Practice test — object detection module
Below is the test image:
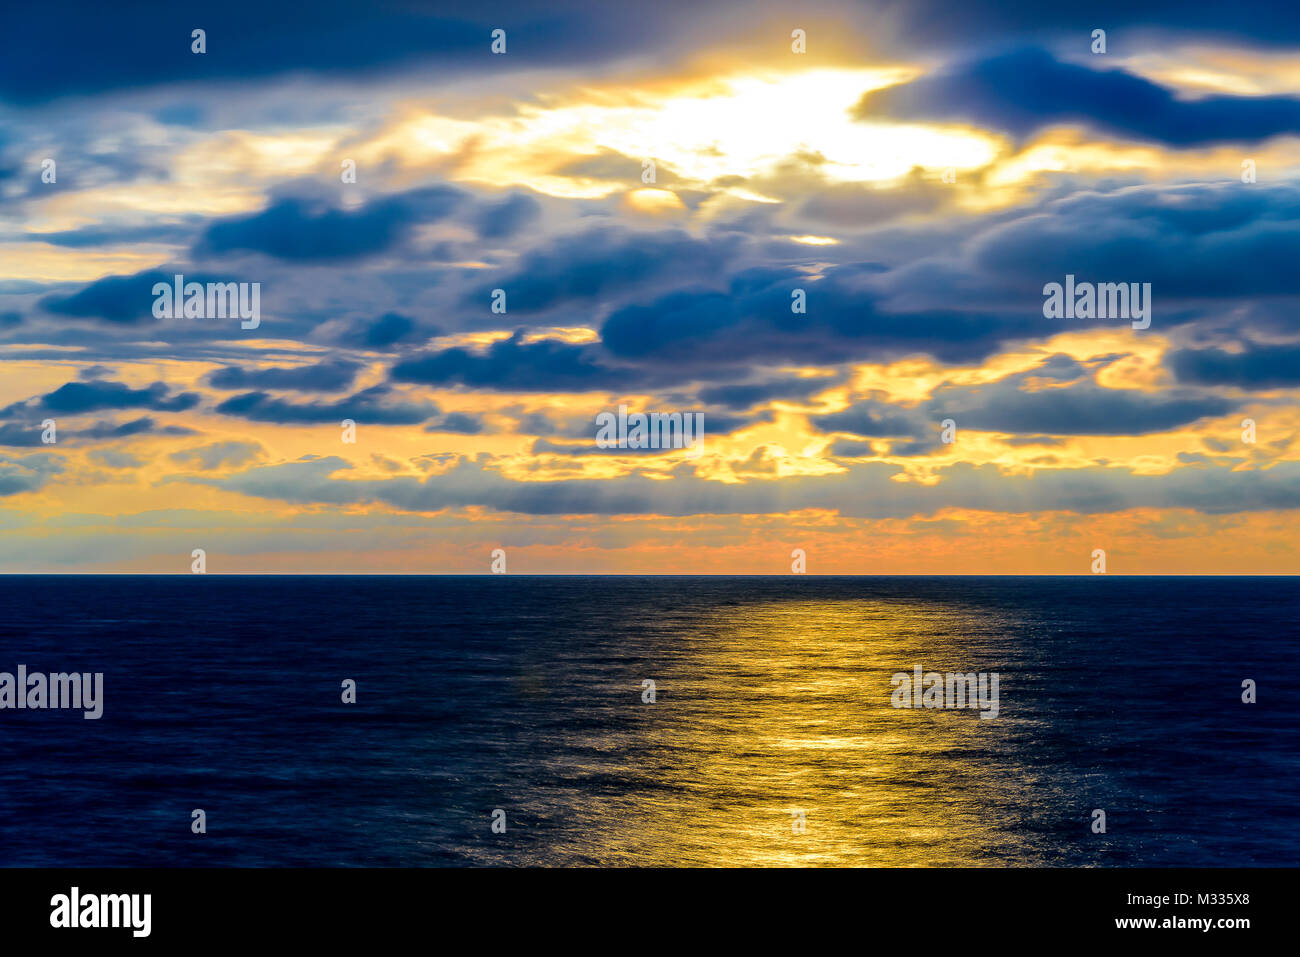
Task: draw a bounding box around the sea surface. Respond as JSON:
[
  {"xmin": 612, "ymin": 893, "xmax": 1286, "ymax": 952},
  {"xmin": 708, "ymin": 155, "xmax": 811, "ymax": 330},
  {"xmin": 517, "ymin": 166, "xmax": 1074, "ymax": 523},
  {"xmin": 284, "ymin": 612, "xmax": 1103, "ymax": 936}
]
[{"xmin": 0, "ymin": 575, "xmax": 1295, "ymax": 867}]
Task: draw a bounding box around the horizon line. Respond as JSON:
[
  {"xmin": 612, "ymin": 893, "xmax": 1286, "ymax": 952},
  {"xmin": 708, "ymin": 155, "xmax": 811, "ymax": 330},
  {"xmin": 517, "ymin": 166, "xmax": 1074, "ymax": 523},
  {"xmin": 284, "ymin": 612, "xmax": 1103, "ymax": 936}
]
[{"xmin": 1, "ymin": 572, "xmax": 1296, "ymax": 578}]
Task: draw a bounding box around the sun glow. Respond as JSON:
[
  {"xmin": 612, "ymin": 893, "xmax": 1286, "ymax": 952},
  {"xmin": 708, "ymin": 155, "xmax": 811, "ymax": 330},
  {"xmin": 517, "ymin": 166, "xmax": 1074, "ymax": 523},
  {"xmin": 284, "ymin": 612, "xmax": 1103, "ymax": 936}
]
[{"xmin": 369, "ymin": 67, "xmax": 1002, "ymax": 198}]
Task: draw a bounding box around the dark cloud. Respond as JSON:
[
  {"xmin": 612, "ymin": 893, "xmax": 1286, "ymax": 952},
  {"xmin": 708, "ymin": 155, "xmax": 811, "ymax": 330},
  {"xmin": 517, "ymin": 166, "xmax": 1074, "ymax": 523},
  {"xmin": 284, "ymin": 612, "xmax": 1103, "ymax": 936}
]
[
  {"xmin": 473, "ymin": 193, "xmax": 541, "ymax": 239},
  {"xmin": 599, "ymin": 261, "xmax": 1046, "ymax": 369},
  {"xmin": 0, "ymin": 424, "xmax": 45, "ymax": 448},
  {"xmin": 1167, "ymin": 342, "xmax": 1300, "ymax": 389},
  {"xmin": 0, "ymin": 415, "xmax": 193, "ymax": 447},
  {"xmin": 877, "ymin": 182, "xmax": 1300, "ymax": 313},
  {"xmin": 810, "ymin": 356, "xmax": 1237, "ymax": 441},
  {"xmin": 702, "ymin": 410, "xmax": 771, "ymax": 435},
  {"xmin": 335, "ymin": 312, "xmax": 436, "ymax": 350},
  {"xmin": 858, "ymin": 49, "xmax": 1300, "ymax": 147},
  {"xmin": 929, "ymin": 367, "xmax": 1235, "ymax": 436},
  {"xmin": 890, "ymin": 1, "xmax": 1300, "ymax": 50},
  {"xmin": 826, "ymin": 439, "xmax": 876, "ymax": 458},
  {"xmin": 206, "ymin": 359, "xmax": 361, "ymax": 391},
  {"xmin": 697, "ymin": 375, "xmax": 840, "ymax": 409},
  {"xmin": 464, "ymin": 227, "xmax": 741, "ymax": 313},
  {"xmin": 812, "ymin": 400, "xmax": 925, "ymax": 438},
  {"xmin": 424, "ymin": 412, "xmax": 486, "ymax": 435},
  {"xmin": 197, "ymin": 187, "xmax": 462, "ymax": 261},
  {"xmin": 39, "ymin": 270, "xmax": 172, "ymax": 324},
  {"xmin": 38, "ymin": 267, "xmax": 252, "ymax": 324},
  {"xmin": 884, "ymin": 438, "xmax": 952, "ymax": 458},
  {"xmin": 214, "ymin": 384, "xmax": 437, "ymax": 424},
  {"xmin": 391, "ymin": 330, "xmax": 642, "ymax": 392},
  {"xmin": 78, "ymin": 417, "xmax": 196, "ymax": 441},
  {"xmin": 2, "ymin": 380, "xmax": 199, "ymax": 416},
  {"xmin": 29, "ymin": 222, "xmax": 198, "ymax": 248},
  {"xmin": 0, "ymin": 2, "xmax": 678, "ymax": 104},
  {"xmin": 355, "ymin": 313, "xmax": 420, "ymax": 348}
]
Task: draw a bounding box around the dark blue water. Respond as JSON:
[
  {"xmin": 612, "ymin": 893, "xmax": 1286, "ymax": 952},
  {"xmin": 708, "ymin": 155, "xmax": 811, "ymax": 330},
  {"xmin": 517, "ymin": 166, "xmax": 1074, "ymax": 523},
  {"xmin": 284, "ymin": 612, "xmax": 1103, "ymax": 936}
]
[{"xmin": 0, "ymin": 576, "xmax": 1295, "ymax": 866}]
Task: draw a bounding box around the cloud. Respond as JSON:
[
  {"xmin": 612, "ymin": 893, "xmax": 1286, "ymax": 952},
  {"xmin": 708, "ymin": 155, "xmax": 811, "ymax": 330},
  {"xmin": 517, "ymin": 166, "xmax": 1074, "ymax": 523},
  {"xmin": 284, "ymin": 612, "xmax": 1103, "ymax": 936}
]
[
  {"xmin": 39, "ymin": 270, "xmax": 172, "ymax": 324},
  {"xmin": 206, "ymin": 359, "xmax": 361, "ymax": 391},
  {"xmin": 1168, "ymin": 342, "xmax": 1300, "ymax": 389},
  {"xmin": 197, "ymin": 187, "xmax": 462, "ymax": 261},
  {"xmin": 193, "ymin": 452, "xmax": 1300, "ymax": 519},
  {"xmin": 169, "ymin": 440, "xmax": 263, "ymax": 470},
  {"xmin": 811, "ymin": 356, "xmax": 1238, "ymax": 442},
  {"xmin": 929, "ymin": 367, "xmax": 1236, "ymax": 435},
  {"xmin": 812, "ymin": 400, "xmax": 925, "ymax": 438},
  {"xmin": 30, "ymin": 222, "xmax": 198, "ymax": 249},
  {"xmin": 0, "ymin": 2, "xmax": 674, "ymax": 104},
  {"xmin": 464, "ymin": 227, "xmax": 740, "ymax": 314},
  {"xmin": 0, "ymin": 424, "xmax": 46, "ymax": 448},
  {"xmin": 529, "ymin": 408, "xmax": 759, "ymax": 454},
  {"xmin": 876, "ymin": 182, "xmax": 1300, "ymax": 316},
  {"xmin": 797, "ymin": 179, "xmax": 948, "ymax": 227},
  {"xmin": 697, "ymin": 375, "xmax": 841, "ymax": 409},
  {"xmin": 826, "ymin": 438, "xmax": 876, "ymax": 458},
  {"xmin": 340, "ymin": 313, "xmax": 424, "ymax": 349},
  {"xmin": 858, "ymin": 48, "xmax": 1300, "ymax": 146},
  {"xmin": 214, "ymin": 384, "xmax": 437, "ymax": 424},
  {"xmin": 1, "ymin": 380, "xmax": 199, "ymax": 416},
  {"xmin": 88, "ymin": 449, "xmax": 145, "ymax": 468},
  {"xmin": 889, "ymin": 1, "xmax": 1300, "ymax": 50},
  {"xmin": 424, "ymin": 412, "xmax": 485, "ymax": 435},
  {"xmin": 599, "ymin": 261, "xmax": 1044, "ymax": 369},
  {"xmin": 473, "ymin": 192, "xmax": 541, "ymax": 240},
  {"xmin": 38, "ymin": 268, "xmax": 254, "ymax": 324},
  {"xmin": 391, "ymin": 330, "xmax": 643, "ymax": 392},
  {"xmin": 77, "ymin": 417, "xmax": 196, "ymax": 441},
  {"xmin": 0, "ymin": 452, "xmax": 63, "ymax": 496}
]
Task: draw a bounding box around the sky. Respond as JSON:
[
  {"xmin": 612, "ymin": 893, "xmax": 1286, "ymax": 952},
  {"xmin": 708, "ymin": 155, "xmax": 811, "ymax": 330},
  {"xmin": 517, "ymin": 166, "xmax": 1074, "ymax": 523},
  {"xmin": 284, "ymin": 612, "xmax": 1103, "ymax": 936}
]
[{"xmin": 2, "ymin": 0, "xmax": 1299, "ymax": 573}]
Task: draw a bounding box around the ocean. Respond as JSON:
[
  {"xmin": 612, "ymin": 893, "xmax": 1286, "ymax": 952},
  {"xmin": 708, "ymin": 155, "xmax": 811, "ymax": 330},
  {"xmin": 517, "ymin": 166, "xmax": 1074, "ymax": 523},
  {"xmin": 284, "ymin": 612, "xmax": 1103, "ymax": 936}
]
[{"xmin": 0, "ymin": 575, "xmax": 1295, "ymax": 866}]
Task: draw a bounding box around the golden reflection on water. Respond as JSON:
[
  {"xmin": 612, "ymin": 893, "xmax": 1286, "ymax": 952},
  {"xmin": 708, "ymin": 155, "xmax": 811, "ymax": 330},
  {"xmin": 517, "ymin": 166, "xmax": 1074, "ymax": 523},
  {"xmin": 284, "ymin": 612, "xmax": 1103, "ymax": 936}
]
[{"xmin": 549, "ymin": 598, "xmax": 1035, "ymax": 866}]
